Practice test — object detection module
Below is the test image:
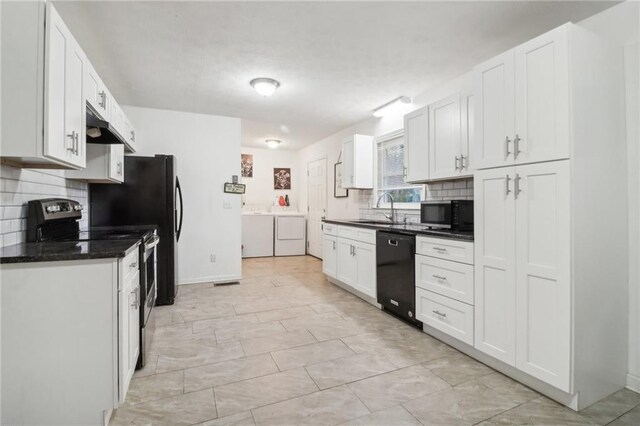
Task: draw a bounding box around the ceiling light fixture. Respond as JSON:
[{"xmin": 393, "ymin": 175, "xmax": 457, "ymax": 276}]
[
  {"xmin": 250, "ymin": 78, "xmax": 280, "ymax": 97},
  {"xmin": 372, "ymin": 96, "xmax": 412, "ymax": 117},
  {"xmin": 265, "ymin": 139, "xmax": 281, "ymax": 149}
]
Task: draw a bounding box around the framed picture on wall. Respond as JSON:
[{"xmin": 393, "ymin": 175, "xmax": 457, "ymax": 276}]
[
  {"xmin": 241, "ymin": 154, "xmax": 253, "ymax": 178},
  {"xmin": 334, "ymin": 162, "xmax": 348, "ymax": 198},
  {"xmin": 273, "ymin": 168, "xmax": 291, "ymax": 190}
]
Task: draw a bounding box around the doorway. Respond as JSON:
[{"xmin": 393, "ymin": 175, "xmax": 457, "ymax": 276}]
[{"xmin": 307, "ymin": 158, "xmax": 326, "ymax": 258}]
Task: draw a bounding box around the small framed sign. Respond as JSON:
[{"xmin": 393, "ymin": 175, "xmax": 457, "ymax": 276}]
[{"xmin": 224, "ymin": 182, "xmax": 246, "ymax": 194}]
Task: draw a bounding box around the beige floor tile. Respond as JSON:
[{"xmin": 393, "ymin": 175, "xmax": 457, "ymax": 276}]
[
  {"xmin": 477, "ymin": 396, "xmax": 597, "ymax": 425},
  {"xmin": 402, "ymin": 382, "xmax": 519, "ymax": 426},
  {"xmin": 255, "ymin": 305, "xmax": 315, "ymax": 322},
  {"xmin": 192, "ymin": 314, "xmax": 260, "ymax": 334},
  {"xmin": 156, "ymin": 341, "xmax": 245, "ymax": 373},
  {"xmin": 271, "ymin": 339, "xmax": 355, "ymax": 371},
  {"xmin": 339, "ymin": 405, "xmax": 421, "ymax": 426},
  {"xmin": 110, "ymin": 388, "xmax": 217, "ymax": 426},
  {"xmin": 305, "ymin": 353, "xmax": 398, "ymax": 389},
  {"xmin": 124, "ymin": 370, "xmax": 184, "ymax": 406},
  {"xmin": 233, "ymin": 299, "xmax": 291, "ymax": 315},
  {"xmin": 194, "ymin": 412, "xmax": 255, "ymax": 426},
  {"xmin": 214, "ymin": 368, "xmax": 318, "ymax": 417},
  {"xmin": 580, "ymin": 388, "xmax": 640, "ymax": 425},
  {"xmin": 214, "ymin": 321, "xmax": 286, "ymax": 343},
  {"xmin": 177, "ymin": 302, "xmax": 238, "ymax": 323},
  {"xmin": 609, "ymin": 404, "xmax": 640, "ymax": 426},
  {"xmin": 280, "ymin": 311, "xmax": 347, "ymax": 331},
  {"xmin": 348, "ymin": 365, "xmax": 451, "ymax": 412},
  {"xmin": 307, "ymin": 322, "xmax": 380, "ymax": 341},
  {"xmin": 422, "ymin": 353, "xmax": 495, "ymax": 385},
  {"xmin": 184, "ymin": 353, "xmax": 279, "ymax": 392},
  {"xmin": 240, "ymin": 329, "xmax": 317, "ymax": 356},
  {"xmin": 251, "ymin": 386, "xmax": 370, "ymax": 426}
]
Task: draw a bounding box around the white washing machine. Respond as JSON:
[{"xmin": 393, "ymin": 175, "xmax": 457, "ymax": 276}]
[
  {"xmin": 274, "ymin": 213, "xmax": 306, "ymax": 256},
  {"xmin": 242, "ymin": 212, "xmax": 274, "ymax": 258}
]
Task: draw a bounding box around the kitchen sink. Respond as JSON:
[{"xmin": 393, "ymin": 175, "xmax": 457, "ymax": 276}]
[{"xmin": 348, "ymin": 220, "xmax": 396, "ymax": 225}]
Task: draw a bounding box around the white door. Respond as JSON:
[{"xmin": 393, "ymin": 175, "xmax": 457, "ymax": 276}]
[
  {"xmin": 403, "ymin": 107, "xmax": 430, "ymax": 183},
  {"xmin": 429, "ymin": 94, "xmax": 461, "ymax": 179},
  {"xmin": 515, "ymin": 161, "xmax": 571, "ymax": 391},
  {"xmin": 307, "ymin": 158, "xmax": 326, "ymax": 258},
  {"xmin": 474, "ymin": 50, "xmax": 516, "ymax": 170},
  {"xmin": 474, "ymin": 166, "xmax": 517, "ymax": 365},
  {"xmin": 460, "ymin": 91, "xmax": 474, "ymax": 174},
  {"xmin": 336, "ymin": 239, "xmax": 356, "ymax": 288},
  {"xmin": 514, "ymin": 26, "xmax": 570, "ymax": 165},
  {"xmin": 354, "ymin": 241, "xmax": 376, "ymax": 298},
  {"xmin": 342, "ymin": 138, "xmax": 355, "ymax": 188},
  {"xmin": 322, "ymin": 234, "xmax": 338, "ymax": 278}
]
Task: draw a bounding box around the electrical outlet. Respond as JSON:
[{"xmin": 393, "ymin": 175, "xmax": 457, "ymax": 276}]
[{"xmin": 210, "ymin": 254, "xmax": 216, "ymax": 262}]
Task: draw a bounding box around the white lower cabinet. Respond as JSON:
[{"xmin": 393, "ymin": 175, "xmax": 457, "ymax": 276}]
[
  {"xmin": 323, "ymin": 225, "xmax": 376, "ymax": 299},
  {"xmin": 416, "ymin": 288, "xmax": 474, "ymax": 346},
  {"xmin": 119, "ymin": 263, "xmax": 140, "ymax": 403},
  {"xmin": 474, "ymin": 161, "xmax": 571, "ymax": 391},
  {"xmin": 416, "ymin": 254, "xmax": 474, "ymax": 305}
]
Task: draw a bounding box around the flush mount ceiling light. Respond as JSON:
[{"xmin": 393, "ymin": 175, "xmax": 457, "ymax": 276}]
[
  {"xmin": 265, "ymin": 139, "xmax": 281, "ymax": 149},
  {"xmin": 372, "ymin": 96, "xmax": 412, "ymax": 117},
  {"xmin": 250, "ymin": 78, "xmax": 280, "ymax": 97}
]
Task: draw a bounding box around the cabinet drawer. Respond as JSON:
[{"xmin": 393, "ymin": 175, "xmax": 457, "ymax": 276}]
[
  {"xmin": 416, "ymin": 288, "xmax": 474, "ymax": 346},
  {"xmin": 416, "ymin": 255, "xmax": 474, "ymax": 304},
  {"xmin": 416, "ymin": 236, "xmax": 474, "ymax": 265},
  {"xmin": 338, "ymin": 225, "xmax": 376, "ymax": 244},
  {"xmin": 323, "ymin": 223, "xmax": 338, "ymax": 236}
]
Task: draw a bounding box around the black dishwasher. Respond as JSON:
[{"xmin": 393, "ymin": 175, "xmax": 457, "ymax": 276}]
[{"xmin": 376, "ymin": 231, "xmax": 422, "ymax": 326}]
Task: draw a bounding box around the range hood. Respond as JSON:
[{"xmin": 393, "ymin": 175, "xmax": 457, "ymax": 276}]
[{"xmin": 86, "ymin": 108, "xmax": 126, "ymax": 145}]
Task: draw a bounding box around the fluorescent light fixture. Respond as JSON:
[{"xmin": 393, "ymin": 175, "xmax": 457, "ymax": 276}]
[
  {"xmin": 250, "ymin": 78, "xmax": 280, "ymax": 97},
  {"xmin": 265, "ymin": 139, "xmax": 281, "ymax": 149},
  {"xmin": 372, "ymin": 96, "xmax": 412, "ymax": 117}
]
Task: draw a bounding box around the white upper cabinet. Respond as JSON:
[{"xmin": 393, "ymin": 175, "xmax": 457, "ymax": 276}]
[
  {"xmin": 461, "ymin": 91, "xmax": 474, "ymax": 173},
  {"xmin": 66, "ymin": 144, "xmax": 124, "ymax": 183},
  {"xmin": 1, "ymin": 2, "xmax": 86, "ymax": 169},
  {"xmin": 429, "ymin": 94, "xmax": 462, "ymax": 179},
  {"xmin": 85, "ymin": 60, "xmax": 110, "ymax": 121},
  {"xmin": 403, "ymin": 107, "xmax": 430, "ymax": 183},
  {"xmin": 475, "ymin": 25, "xmax": 570, "ymax": 169},
  {"xmin": 341, "ymin": 134, "xmax": 373, "ymax": 189}
]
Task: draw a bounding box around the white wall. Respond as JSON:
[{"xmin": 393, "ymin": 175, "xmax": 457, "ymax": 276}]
[
  {"xmin": 240, "ymin": 147, "xmax": 298, "ymax": 211},
  {"xmin": 123, "ymin": 106, "xmax": 242, "ymax": 285},
  {"xmin": 578, "ymin": 0, "xmax": 640, "ymax": 392}
]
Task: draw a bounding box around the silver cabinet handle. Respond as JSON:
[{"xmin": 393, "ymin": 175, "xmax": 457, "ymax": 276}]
[
  {"xmin": 432, "ymin": 274, "xmax": 447, "ymax": 281},
  {"xmin": 130, "ymin": 130, "xmax": 135, "ymax": 142},
  {"xmin": 433, "ymin": 310, "xmax": 447, "ymax": 318},
  {"xmin": 433, "ymin": 247, "xmax": 447, "ymax": 253},
  {"xmin": 352, "ymin": 245, "xmax": 356, "ymax": 256},
  {"xmin": 460, "ymin": 154, "xmax": 466, "ymax": 170},
  {"xmin": 99, "ymin": 91, "xmax": 106, "ymax": 108},
  {"xmin": 388, "ymin": 240, "xmax": 398, "ymax": 246},
  {"xmin": 515, "ymin": 173, "xmax": 522, "ymax": 198},
  {"xmin": 505, "ymin": 175, "xmax": 511, "ymax": 195},
  {"xmin": 74, "ymin": 132, "xmax": 79, "ymax": 155},
  {"xmin": 129, "ymin": 261, "xmax": 137, "ymax": 268},
  {"xmin": 455, "ymin": 156, "xmax": 460, "ymax": 171},
  {"xmin": 130, "ymin": 289, "xmax": 139, "ymax": 308},
  {"xmin": 117, "ymin": 162, "xmax": 123, "ymax": 175},
  {"xmin": 514, "ymin": 134, "xmax": 521, "ymax": 159},
  {"xmin": 66, "ymin": 131, "xmax": 76, "ymax": 151},
  {"xmin": 403, "ymin": 166, "xmax": 407, "ymax": 178},
  {"xmin": 332, "ymin": 240, "xmax": 336, "ymax": 250}
]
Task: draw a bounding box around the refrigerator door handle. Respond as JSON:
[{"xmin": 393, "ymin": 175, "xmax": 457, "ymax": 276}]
[{"xmin": 176, "ymin": 176, "xmax": 184, "ymax": 242}]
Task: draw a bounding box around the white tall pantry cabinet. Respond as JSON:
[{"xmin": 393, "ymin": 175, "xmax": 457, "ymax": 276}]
[{"xmin": 473, "ymin": 23, "xmax": 628, "ymax": 409}]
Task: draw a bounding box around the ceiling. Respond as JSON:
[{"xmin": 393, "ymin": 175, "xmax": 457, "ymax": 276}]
[{"xmin": 54, "ymin": 1, "xmax": 617, "ymax": 150}]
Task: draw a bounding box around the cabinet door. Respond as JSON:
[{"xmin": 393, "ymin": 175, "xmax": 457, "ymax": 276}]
[
  {"xmin": 514, "ymin": 26, "xmax": 569, "ymax": 165},
  {"xmin": 474, "ymin": 167, "xmax": 517, "ymax": 365},
  {"xmin": 128, "ymin": 279, "xmax": 140, "ymax": 379},
  {"xmin": 460, "ymin": 91, "xmax": 474, "ymax": 174},
  {"xmin": 336, "ymin": 239, "xmax": 357, "ymax": 288},
  {"xmin": 118, "ymin": 286, "xmax": 130, "ymax": 403},
  {"xmin": 354, "ymin": 241, "xmax": 376, "ymax": 298},
  {"xmin": 322, "ymin": 235, "xmax": 338, "ymax": 278},
  {"xmin": 515, "ymin": 161, "xmax": 570, "ymax": 391},
  {"xmin": 64, "ymin": 38, "xmax": 86, "ymax": 169},
  {"xmin": 108, "ymin": 144, "xmax": 125, "ymax": 183},
  {"xmin": 474, "ymin": 50, "xmax": 515, "ymax": 169},
  {"xmin": 342, "ymin": 138, "xmax": 355, "ymax": 188},
  {"xmin": 429, "ymin": 94, "xmax": 461, "ymax": 180},
  {"xmin": 403, "ymin": 107, "xmax": 430, "ymax": 183},
  {"xmin": 85, "ymin": 62, "xmax": 108, "ymax": 120}
]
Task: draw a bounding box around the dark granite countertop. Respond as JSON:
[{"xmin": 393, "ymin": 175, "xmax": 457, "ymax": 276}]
[
  {"xmin": 0, "ymin": 239, "xmax": 141, "ymax": 264},
  {"xmin": 323, "ymin": 219, "xmax": 474, "ymax": 241}
]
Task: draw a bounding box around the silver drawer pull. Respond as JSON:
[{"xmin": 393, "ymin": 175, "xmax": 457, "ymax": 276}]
[
  {"xmin": 433, "ymin": 247, "xmax": 447, "ymax": 253},
  {"xmin": 388, "ymin": 239, "xmax": 398, "ymax": 246},
  {"xmin": 432, "ymin": 274, "xmax": 447, "ymax": 281},
  {"xmin": 433, "ymin": 310, "xmax": 447, "ymax": 318},
  {"xmin": 129, "ymin": 262, "xmax": 137, "ymax": 268}
]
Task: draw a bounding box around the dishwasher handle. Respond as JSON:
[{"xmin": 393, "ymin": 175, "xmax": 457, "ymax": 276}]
[{"xmin": 388, "ymin": 239, "xmax": 398, "ymax": 246}]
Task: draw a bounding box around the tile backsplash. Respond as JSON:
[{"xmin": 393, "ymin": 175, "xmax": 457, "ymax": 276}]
[
  {"xmin": 0, "ymin": 164, "xmax": 88, "ymax": 247},
  {"xmin": 358, "ymin": 178, "xmax": 474, "ymax": 222}
]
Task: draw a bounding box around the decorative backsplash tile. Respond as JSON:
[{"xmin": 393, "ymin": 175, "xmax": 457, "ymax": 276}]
[{"xmin": 0, "ymin": 164, "xmax": 88, "ymax": 247}]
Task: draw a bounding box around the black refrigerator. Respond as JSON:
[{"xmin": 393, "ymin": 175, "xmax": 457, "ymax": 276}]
[{"xmin": 89, "ymin": 155, "xmax": 183, "ymax": 305}]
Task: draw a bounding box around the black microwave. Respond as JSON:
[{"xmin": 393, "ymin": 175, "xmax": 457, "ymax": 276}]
[{"xmin": 420, "ymin": 200, "xmax": 474, "ymax": 231}]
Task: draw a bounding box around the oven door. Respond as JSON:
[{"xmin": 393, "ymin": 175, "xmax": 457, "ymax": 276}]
[
  {"xmin": 420, "ymin": 202, "xmax": 452, "ymax": 228},
  {"xmin": 137, "ymin": 234, "xmax": 159, "ymax": 369}
]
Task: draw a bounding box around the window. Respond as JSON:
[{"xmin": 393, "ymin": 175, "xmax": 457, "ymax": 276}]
[{"xmin": 375, "ymin": 132, "xmax": 423, "ymax": 208}]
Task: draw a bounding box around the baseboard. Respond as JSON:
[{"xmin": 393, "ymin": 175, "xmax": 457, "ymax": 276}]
[
  {"xmin": 178, "ymin": 275, "xmax": 241, "ymax": 285},
  {"xmin": 627, "ymin": 373, "xmax": 640, "ymax": 393}
]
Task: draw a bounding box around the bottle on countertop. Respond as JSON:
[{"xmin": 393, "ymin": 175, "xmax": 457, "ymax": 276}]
[{"xmin": 285, "ymin": 195, "xmax": 290, "ymax": 207}]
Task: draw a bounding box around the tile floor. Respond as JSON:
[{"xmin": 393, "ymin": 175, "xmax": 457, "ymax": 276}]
[{"xmin": 110, "ymin": 256, "xmax": 640, "ymax": 426}]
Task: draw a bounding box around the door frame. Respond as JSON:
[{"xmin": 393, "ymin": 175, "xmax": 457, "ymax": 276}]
[{"xmin": 306, "ymin": 156, "xmax": 327, "ymax": 259}]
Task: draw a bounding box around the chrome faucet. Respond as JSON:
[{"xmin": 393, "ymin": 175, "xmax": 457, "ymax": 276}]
[{"xmin": 376, "ymin": 192, "xmax": 396, "ymax": 223}]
